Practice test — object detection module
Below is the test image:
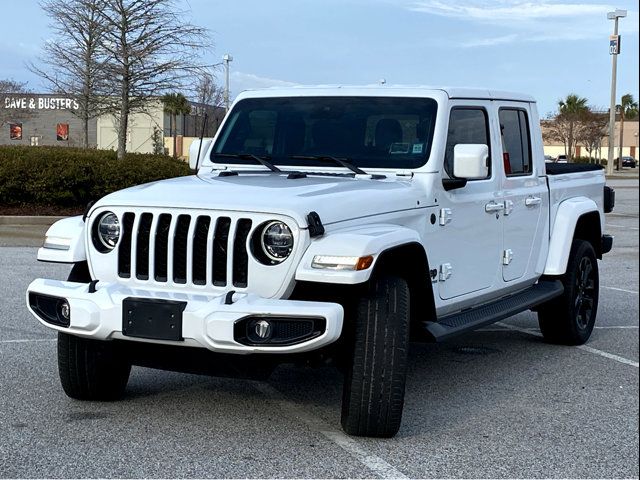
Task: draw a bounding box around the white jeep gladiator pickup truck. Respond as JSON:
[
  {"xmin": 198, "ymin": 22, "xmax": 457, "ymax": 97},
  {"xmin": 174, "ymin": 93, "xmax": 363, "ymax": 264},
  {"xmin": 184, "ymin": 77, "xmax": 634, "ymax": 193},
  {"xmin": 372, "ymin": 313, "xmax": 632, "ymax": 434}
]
[{"xmin": 27, "ymin": 87, "xmax": 615, "ymax": 437}]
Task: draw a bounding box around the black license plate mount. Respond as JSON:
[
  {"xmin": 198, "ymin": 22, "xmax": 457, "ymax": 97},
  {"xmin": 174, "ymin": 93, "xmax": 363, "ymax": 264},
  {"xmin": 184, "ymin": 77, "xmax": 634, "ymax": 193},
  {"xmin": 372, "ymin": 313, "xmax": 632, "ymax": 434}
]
[{"xmin": 122, "ymin": 297, "xmax": 187, "ymax": 341}]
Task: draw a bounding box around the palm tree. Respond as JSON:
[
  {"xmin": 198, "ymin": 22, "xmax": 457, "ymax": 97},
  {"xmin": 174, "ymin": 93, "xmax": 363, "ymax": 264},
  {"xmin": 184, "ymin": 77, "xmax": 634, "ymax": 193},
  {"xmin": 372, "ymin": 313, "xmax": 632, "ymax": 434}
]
[
  {"xmin": 558, "ymin": 93, "xmax": 588, "ymax": 115},
  {"xmin": 616, "ymin": 93, "xmax": 639, "ymax": 170},
  {"xmin": 162, "ymin": 93, "xmax": 192, "ymax": 159},
  {"xmin": 558, "ymin": 94, "xmax": 589, "ymax": 161}
]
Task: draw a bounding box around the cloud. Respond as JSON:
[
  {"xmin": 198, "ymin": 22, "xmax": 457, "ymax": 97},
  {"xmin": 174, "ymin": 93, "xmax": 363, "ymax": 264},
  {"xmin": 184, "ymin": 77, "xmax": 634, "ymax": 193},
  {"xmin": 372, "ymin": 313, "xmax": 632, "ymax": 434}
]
[
  {"xmin": 230, "ymin": 72, "xmax": 299, "ymax": 94},
  {"xmin": 404, "ymin": 1, "xmax": 639, "ymax": 47},
  {"xmin": 408, "ymin": 1, "xmax": 612, "ymax": 22},
  {"xmin": 459, "ymin": 34, "xmax": 519, "ymax": 47}
]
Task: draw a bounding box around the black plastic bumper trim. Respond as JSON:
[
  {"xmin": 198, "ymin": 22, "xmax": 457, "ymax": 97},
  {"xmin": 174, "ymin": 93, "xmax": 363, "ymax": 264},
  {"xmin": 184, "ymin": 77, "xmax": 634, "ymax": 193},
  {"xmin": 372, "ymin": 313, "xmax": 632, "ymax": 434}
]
[{"xmin": 602, "ymin": 235, "xmax": 614, "ymax": 254}]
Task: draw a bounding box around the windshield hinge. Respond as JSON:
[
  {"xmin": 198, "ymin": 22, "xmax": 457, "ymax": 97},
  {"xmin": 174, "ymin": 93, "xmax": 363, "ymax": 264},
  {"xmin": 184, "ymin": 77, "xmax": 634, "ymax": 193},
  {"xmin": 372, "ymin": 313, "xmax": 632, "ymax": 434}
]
[{"xmin": 307, "ymin": 211, "xmax": 325, "ymax": 237}]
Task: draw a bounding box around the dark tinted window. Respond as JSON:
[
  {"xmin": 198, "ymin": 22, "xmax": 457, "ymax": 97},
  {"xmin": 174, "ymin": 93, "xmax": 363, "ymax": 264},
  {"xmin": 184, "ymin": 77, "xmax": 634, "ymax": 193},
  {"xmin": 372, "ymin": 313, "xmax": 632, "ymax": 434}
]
[
  {"xmin": 499, "ymin": 109, "xmax": 531, "ymax": 176},
  {"xmin": 212, "ymin": 96, "xmax": 438, "ymax": 169},
  {"xmin": 444, "ymin": 108, "xmax": 490, "ymax": 178}
]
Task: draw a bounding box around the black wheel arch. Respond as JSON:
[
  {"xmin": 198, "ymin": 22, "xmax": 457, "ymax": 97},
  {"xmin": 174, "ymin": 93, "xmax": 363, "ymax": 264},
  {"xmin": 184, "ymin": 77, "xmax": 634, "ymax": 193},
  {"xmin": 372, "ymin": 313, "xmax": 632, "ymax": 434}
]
[
  {"xmin": 67, "ymin": 260, "xmax": 92, "ymax": 283},
  {"xmin": 371, "ymin": 242, "xmax": 436, "ymax": 338},
  {"xmin": 573, "ymin": 211, "xmax": 603, "ymax": 259}
]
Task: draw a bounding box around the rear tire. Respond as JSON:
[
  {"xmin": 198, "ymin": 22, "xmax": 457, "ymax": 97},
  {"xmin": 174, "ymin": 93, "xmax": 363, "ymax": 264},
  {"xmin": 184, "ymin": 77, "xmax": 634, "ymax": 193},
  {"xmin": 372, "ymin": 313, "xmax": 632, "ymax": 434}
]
[
  {"xmin": 341, "ymin": 275, "xmax": 410, "ymax": 437},
  {"xmin": 538, "ymin": 239, "xmax": 599, "ymax": 345},
  {"xmin": 58, "ymin": 332, "xmax": 131, "ymax": 401}
]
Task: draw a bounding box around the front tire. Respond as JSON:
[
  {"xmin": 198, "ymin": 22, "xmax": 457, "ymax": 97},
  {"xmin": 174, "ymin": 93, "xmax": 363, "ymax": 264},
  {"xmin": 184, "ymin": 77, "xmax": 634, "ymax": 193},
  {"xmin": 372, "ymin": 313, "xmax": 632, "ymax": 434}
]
[
  {"xmin": 58, "ymin": 332, "xmax": 131, "ymax": 400},
  {"xmin": 538, "ymin": 239, "xmax": 599, "ymax": 345},
  {"xmin": 341, "ymin": 275, "xmax": 410, "ymax": 437}
]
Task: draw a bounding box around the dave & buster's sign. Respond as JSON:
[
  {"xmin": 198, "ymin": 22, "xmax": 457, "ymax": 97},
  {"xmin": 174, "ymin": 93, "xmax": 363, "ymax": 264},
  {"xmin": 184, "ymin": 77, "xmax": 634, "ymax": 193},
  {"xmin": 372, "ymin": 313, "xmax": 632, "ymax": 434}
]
[{"xmin": 2, "ymin": 96, "xmax": 80, "ymax": 110}]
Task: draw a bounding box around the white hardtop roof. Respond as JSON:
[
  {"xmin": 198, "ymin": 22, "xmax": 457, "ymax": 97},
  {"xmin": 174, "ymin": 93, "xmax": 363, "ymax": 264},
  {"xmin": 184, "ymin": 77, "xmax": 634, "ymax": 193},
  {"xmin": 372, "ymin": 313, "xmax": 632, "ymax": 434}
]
[{"xmin": 235, "ymin": 85, "xmax": 536, "ymax": 103}]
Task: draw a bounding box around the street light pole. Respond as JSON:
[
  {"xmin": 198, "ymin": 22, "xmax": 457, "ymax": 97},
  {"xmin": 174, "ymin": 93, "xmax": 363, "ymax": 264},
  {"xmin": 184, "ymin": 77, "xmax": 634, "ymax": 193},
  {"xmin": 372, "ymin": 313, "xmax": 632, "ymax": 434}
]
[
  {"xmin": 223, "ymin": 54, "xmax": 233, "ymax": 113},
  {"xmin": 606, "ymin": 9, "xmax": 626, "ymax": 175}
]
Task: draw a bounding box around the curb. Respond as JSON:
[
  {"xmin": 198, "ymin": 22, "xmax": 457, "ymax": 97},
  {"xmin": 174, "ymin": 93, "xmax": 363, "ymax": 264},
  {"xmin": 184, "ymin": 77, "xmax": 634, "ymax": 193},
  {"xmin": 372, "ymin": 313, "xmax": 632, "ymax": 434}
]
[{"xmin": 0, "ymin": 216, "xmax": 66, "ymax": 226}]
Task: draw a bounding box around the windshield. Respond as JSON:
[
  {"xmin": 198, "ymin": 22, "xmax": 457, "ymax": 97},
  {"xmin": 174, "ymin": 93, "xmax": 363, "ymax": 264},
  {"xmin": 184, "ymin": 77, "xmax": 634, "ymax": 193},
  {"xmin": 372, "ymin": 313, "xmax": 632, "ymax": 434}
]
[{"xmin": 211, "ymin": 96, "xmax": 438, "ymax": 169}]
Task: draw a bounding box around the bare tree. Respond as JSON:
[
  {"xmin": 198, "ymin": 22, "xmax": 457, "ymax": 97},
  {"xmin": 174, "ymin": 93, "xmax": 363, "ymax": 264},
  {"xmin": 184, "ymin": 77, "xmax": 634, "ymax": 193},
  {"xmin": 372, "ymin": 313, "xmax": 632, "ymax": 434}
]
[
  {"xmin": 98, "ymin": 0, "xmax": 210, "ymax": 159},
  {"xmin": 194, "ymin": 70, "xmax": 224, "ymax": 108},
  {"xmin": 577, "ymin": 111, "xmax": 608, "ymax": 163},
  {"xmin": 0, "ymin": 79, "xmax": 31, "ymax": 128},
  {"xmin": 28, "ymin": 0, "xmax": 112, "ymax": 148},
  {"xmin": 193, "ymin": 69, "xmax": 224, "ymax": 135},
  {"xmin": 543, "ymin": 114, "xmax": 578, "ymax": 159}
]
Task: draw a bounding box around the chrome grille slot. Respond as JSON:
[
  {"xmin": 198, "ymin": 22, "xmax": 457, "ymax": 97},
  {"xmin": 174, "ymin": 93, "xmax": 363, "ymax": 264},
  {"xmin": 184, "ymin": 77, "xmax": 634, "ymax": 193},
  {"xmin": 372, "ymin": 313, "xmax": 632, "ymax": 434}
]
[
  {"xmin": 154, "ymin": 214, "xmax": 172, "ymax": 282},
  {"xmin": 173, "ymin": 215, "xmax": 191, "ymax": 284},
  {"xmin": 233, "ymin": 219, "xmax": 252, "ymax": 288},
  {"xmin": 135, "ymin": 213, "xmax": 153, "ymax": 280},
  {"xmin": 212, "ymin": 217, "xmax": 231, "ymax": 287},
  {"xmin": 117, "ymin": 212, "xmax": 135, "ymax": 278},
  {"xmin": 192, "ymin": 216, "xmax": 211, "ymax": 285}
]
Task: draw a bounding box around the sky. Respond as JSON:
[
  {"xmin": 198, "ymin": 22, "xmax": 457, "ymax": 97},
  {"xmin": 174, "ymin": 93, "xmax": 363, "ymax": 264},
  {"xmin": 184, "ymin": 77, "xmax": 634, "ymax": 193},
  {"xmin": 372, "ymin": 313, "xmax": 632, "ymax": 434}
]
[{"xmin": 1, "ymin": 0, "xmax": 638, "ymax": 116}]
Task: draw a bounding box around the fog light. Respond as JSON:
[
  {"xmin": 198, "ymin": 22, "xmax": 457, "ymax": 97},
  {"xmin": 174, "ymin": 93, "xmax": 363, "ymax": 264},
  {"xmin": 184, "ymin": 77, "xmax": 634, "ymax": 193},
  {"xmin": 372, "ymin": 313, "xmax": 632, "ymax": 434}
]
[
  {"xmin": 59, "ymin": 301, "xmax": 70, "ymax": 321},
  {"xmin": 254, "ymin": 319, "xmax": 272, "ymax": 340}
]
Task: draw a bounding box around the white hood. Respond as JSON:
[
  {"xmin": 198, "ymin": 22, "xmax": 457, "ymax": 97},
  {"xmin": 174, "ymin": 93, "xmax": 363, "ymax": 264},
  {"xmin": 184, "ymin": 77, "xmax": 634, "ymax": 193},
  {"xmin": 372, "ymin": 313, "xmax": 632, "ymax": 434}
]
[{"xmin": 94, "ymin": 172, "xmax": 427, "ymax": 227}]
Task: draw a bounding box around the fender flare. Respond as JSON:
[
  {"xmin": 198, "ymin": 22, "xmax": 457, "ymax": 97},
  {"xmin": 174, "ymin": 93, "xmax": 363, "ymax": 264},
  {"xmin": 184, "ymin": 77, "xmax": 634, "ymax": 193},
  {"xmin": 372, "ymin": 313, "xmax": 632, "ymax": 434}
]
[
  {"xmin": 544, "ymin": 197, "xmax": 600, "ymax": 276},
  {"xmin": 37, "ymin": 216, "xmax": 86, "ymax": 264},
  {"xmin": 295, "ymin": 224, "xmax": 422, "ymax": 284}
]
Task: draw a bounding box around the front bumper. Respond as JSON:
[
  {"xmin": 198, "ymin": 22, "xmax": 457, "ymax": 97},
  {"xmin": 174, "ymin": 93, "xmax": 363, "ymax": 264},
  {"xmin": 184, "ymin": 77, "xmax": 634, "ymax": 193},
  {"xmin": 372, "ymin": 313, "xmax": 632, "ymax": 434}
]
[{"xmin": 26, "ymin": 279, "xmax": 343, "ymax": 354}]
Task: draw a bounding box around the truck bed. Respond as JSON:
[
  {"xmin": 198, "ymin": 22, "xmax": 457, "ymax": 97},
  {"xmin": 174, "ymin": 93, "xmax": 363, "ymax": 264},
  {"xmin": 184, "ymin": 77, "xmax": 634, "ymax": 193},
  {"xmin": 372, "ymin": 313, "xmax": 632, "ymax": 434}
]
[
  {"xmin": 546, "ymin": 165, "xmax": 606, "ymax": 236},
  {"xmin": 545, "ymin": 163, "xmax": 604, "ymax": 175}
]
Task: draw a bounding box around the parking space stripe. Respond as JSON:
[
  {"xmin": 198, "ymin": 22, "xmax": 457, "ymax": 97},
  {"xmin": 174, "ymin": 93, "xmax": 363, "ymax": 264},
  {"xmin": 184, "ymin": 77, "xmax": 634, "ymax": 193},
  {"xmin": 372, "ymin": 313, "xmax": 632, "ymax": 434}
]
[
  {"xmin": 595, "ymin": 325, "xmax": 639, "ymax": 329},
  {"xmin": 253, "ymin": 382, "xmax": 408, "ymax": 479},
  {"xmin": 0, "ymin": 338, "xmax": 56, "ymax": 344},
  {"xmin": 606, "ymin": 224, "xmax": 639, "ymax": 230},
  {"xmin": 602, "ymin": 286, "xmax": 639, "ymax": 294},
  {"xmin": 496, "ymin": 322, "xmax": 639, "ymax": 368},
  {"xmin": 321, "ymin": 430, "xmax": 409, "ymax": 479},
  {"xmin": 577, "ymin": 345, "xmax": 639, "ymax": 368}
]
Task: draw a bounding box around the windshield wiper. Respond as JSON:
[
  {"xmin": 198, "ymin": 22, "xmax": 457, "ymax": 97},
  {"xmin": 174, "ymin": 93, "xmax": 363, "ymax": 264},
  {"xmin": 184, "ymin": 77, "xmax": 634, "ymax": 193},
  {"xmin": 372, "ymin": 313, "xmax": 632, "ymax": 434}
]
[
  {"xmin": 289, "ymin": 155, "xmax": 385, "ymax": 179},
  {"xmin": 289, "ymin": 155, "xmax": 367, "ymax": 175},
  {"xmin": 215, "ymin": 153, "xmax": 281, "ymax": 173}
]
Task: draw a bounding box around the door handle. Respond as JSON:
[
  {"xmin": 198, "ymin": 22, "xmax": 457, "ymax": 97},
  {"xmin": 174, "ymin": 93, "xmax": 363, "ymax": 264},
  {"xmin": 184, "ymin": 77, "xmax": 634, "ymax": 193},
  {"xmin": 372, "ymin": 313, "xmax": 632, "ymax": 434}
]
[
  {"xmin": 525, "ymin": 196, "xmax": 542, "ymax": 207},
  {"xmin": 485, "ymin": 201, "xmax": 505, "ymax": 213}
]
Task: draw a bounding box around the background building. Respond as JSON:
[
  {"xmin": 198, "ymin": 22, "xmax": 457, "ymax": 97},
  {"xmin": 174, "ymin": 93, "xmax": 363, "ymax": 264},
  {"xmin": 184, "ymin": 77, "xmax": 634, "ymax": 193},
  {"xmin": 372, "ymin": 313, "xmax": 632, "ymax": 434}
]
[
  {"xmin": 542, "ymin": 119, "xmax": 638, "ymax": 160},
  {"xmin": 1, "ymin": 93, "xmax": 224, "ymax": 157}
]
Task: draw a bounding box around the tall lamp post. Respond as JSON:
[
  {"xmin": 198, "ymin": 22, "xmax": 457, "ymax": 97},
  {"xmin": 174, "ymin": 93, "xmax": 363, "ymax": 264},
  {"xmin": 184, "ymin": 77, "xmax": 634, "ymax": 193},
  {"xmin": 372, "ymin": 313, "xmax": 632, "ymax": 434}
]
[
  {"xmin": 606, "ymin": 9, "xmax": 626, "ymax": 175},
  {"xmin": 223, "ymin": 54, "xmax": 233, "ymax": 113}
]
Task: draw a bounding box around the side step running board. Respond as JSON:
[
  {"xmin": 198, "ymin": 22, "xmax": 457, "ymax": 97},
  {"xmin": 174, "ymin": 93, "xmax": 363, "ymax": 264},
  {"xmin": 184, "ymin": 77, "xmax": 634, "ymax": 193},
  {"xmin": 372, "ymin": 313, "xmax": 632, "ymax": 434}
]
[{"xmin": 423, "ymin": 280, "xmax": 564, "ymax": 342}]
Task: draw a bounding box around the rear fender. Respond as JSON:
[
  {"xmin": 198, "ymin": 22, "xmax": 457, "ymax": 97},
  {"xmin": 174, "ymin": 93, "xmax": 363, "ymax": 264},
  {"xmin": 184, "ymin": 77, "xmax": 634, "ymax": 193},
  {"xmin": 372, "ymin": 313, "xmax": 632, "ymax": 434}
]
[{"xmin": 544, "ymin": 197, "xmax": 600, "ymax": 276}]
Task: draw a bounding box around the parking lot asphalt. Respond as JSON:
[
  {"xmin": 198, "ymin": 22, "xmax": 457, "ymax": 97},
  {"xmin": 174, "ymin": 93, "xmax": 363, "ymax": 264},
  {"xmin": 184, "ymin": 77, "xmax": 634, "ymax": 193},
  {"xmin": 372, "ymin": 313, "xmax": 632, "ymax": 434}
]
[{"xmin": 0, "ymin": 180, "xmax": 637, "ymax": 478}]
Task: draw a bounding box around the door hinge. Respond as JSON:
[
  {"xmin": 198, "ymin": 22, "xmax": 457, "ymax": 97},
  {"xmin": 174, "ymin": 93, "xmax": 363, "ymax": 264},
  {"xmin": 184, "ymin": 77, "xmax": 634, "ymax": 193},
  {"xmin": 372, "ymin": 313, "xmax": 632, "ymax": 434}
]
[
  {"xmin": 504, "ymin": 200, "xmax": 514, "ymax": 216},
  {"xmin": 439, "ymin": 208, "xmax": 452, "ymax": 226},
  {"xmin": 502, "ymin": 249, "xmax": 513, "ymax": 265},
  {"xmin": 439, "ymin": 263, "xmax": 453, "ymax": 281},
  {"xmin": 429, "ymin": 268, "xmax": 438, "ymax": 283}
]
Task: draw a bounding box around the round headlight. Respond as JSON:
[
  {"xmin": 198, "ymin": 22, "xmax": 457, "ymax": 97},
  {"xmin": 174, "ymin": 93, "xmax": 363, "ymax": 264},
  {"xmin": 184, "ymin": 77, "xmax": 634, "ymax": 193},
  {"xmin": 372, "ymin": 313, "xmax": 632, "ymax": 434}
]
[
  {"xmin": 96, "ymin": 212, "xmax": 120, "ymax": 251},
  {"xmin": 261, "ymin": 221, "xmax": 294, "ymax": 262}
]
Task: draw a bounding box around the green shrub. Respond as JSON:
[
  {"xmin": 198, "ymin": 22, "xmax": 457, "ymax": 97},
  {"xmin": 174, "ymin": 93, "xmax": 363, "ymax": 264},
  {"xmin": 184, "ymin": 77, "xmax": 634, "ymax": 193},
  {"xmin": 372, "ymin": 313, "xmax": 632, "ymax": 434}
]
[
  {"xmin": 571, "ymin": 156, "xmax": 604, "ymax": 165},
  {"xmin": 0, "ymin": 146, "xmax": 190, "ymax": 208}
]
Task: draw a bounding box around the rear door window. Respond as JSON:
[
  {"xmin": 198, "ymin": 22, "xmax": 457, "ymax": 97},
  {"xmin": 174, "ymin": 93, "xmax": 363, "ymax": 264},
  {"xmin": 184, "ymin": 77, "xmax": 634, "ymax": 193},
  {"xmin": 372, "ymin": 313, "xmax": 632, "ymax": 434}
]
[{"xmin": 499, "ymin": 108, "xmax": 532, "ymax": 176}]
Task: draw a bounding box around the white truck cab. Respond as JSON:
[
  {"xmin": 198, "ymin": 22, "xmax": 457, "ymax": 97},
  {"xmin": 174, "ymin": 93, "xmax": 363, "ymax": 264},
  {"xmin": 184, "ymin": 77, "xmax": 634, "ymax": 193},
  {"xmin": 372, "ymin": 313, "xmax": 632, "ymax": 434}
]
[{"xmin": 27, "ymin": 86, "xmax": 614, "ymax": 437}]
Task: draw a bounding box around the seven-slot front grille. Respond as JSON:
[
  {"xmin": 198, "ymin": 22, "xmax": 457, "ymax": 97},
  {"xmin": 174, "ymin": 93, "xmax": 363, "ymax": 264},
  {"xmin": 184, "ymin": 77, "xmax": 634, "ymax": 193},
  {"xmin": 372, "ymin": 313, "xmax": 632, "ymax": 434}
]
[{"xmin": 117, "ymin": 212, "xmax": 253, "ymax": 288}]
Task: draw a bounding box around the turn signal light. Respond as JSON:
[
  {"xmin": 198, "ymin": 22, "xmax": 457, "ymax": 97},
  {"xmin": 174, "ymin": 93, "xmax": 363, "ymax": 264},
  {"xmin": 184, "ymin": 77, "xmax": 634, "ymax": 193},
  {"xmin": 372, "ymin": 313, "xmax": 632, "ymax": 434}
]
[{"xmin": 311, "ymin": 255, "xmax": 374, "ymax": 271}]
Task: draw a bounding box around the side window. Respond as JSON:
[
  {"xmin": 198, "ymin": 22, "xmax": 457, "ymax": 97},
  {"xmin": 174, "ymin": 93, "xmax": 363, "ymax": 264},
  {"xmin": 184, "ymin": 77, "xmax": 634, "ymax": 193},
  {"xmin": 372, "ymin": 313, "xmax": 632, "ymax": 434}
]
[
  {"xmin": 499, "ymin": 108, "xmax": 532, "ymax": 176},
  {"xmin": 444, "ymin": 108, "xmax": 490, "ymax": 179}
]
